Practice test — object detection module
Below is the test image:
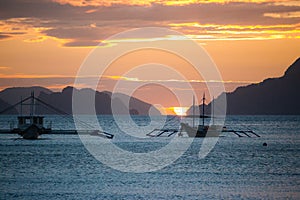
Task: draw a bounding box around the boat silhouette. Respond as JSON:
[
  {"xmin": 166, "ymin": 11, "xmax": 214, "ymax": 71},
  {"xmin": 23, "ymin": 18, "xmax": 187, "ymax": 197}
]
[
  {"xmin": 0, "ymin": 92, "xmax": 114, "ymax": 140},
  {"xmin": 179, "ymin": 93, "xmax": 223, "ymax": 137}
]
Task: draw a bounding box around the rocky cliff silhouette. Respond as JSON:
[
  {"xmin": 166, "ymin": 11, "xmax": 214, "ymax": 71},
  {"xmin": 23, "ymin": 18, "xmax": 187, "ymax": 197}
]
[
  {"xmin": 186, "ymin": 58, "xmax": 300, "ymax": 115},
  {"xmin": 217, "ymin": 57, "xmax": 300, "ymax": 114}
]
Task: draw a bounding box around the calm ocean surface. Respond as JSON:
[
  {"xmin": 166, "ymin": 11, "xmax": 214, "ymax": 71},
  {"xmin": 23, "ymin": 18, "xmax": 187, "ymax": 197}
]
[{"xmin": 0, "ymin": 115, "xmax": 299, "ymax": 199}]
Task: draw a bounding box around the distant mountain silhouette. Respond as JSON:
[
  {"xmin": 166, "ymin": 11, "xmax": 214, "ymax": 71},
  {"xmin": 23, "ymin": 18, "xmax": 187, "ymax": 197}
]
[
  {"xmin": 216, "ymin": 57, "xmax": 300, "ymax": 114},
  {"xmin": 0, "ymin": 86, "xmax": 160, "ymax": 115},
  {"xmin": 0, "ymin": 98, "xmax": 18, "ymax": 114},
  {"xmin": 0, "ymin": 86, "xmax": 52, "ymax": 115},
  {"xmin": 186, "ymin": 58, "xmax": 300, "ymax": 115},
  {"xmin": 0, "ymin": 86, "xmax": 52, "ymax": 105}
]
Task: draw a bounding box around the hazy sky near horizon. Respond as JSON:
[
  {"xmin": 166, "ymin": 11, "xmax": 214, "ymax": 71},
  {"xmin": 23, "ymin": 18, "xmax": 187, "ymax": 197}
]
[{"xmin": 0, "ymin": 0, "xmax": 300, "ymax": 108}]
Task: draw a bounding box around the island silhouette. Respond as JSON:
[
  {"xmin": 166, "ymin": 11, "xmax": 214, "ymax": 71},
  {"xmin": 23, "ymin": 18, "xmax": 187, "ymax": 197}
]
[{"xmin": 187, "ymin": 57, "xmax": 300, "ymax": 115}]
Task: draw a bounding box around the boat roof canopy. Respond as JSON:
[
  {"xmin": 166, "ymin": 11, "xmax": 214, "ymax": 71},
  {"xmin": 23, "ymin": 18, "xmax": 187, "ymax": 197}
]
[{"xmin": 18, "ymin": 116, "xmax": 44, "ymax": 119}]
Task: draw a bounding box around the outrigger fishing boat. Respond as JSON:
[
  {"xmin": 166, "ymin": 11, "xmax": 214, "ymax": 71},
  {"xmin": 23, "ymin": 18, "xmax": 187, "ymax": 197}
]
[
  {"xmin": 179, "ymin": 93, "xmax": 223, "ymax": 137},
  {"xmin": 0, "ymin": 92, "xmax": 114, "ymax": 140},
  {"xmin": 146, "ymin": 93, "xmax": 260, "ymax": 138}
]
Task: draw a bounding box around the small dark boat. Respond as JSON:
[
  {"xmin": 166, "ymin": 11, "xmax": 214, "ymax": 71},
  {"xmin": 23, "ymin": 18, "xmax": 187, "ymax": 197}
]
[
  {"xmin": 180, "ymin": 93, "xmax": 260, "ymax": 138},
  {"xmin": 180, "ymin": 93, "xmax": 223, "ymax": 137},
  {"xmin": 13, "ymin": 92, "xmax": 50, "ymax": 139},
  {"xmin": 16, "ymin": 116, "xmax": 49, "ymax": 139},
  {"xmin": 0, "ymin": 91, "xmax": 114, "ymax": 140}
]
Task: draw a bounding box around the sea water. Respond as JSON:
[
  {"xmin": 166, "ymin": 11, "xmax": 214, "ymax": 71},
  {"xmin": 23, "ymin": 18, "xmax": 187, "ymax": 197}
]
[{"xmin": 0, "ymin": 115, "xmax": 299, "ymax": 199}]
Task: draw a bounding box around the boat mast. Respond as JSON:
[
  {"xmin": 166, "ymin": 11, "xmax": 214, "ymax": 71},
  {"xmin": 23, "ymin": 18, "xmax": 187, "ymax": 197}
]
[
  {"xmin": 212, "ymin": 96, "xmax": 214, "ymax": 125},
  {"xmin": 192, "ymin": 95, "xmax": 195, "ymax": 128},
  {"xmin": 30, "ymin": 92, "xmax": 34, "ymax": 124},
  {"xmin": 202, "ymin": 92, "xmax": 205, "ymax": 126},
  {"xmin": 20, "ymin": 96, "xmax": 23, "ymax": 116}
]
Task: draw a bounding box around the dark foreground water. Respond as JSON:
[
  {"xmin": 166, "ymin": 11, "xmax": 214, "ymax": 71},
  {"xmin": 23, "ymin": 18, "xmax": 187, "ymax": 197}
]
[{"xmin": 0, "ymin": 115, "xmax": 299, "ymax": 199}]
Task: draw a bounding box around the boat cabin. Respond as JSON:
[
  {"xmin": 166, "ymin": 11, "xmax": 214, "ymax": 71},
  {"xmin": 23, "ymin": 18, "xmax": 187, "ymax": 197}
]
[{"xmin": 18, "ymin": 116, "xmax": 44, "ymax": 130}]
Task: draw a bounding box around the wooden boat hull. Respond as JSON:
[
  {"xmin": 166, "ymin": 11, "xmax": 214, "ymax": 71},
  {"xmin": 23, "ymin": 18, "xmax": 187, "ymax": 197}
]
[
  {"xmin": 180, "ymin": 123, "xmax": 221, "ymax": 138},
  {"xmin": 19, "ymin": 124, "xmax": 41, "ymax": 140}
]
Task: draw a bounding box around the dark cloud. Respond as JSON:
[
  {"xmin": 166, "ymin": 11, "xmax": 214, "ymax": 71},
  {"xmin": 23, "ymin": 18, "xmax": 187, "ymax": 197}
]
[
  {"xmin": 0, "ymin": 31, "xmax": 27, "ymax": 40},
  {"xmin": 0, "ymin": 34, "xmax": 11, "ymax": 40},
  {"xmin": 0, "ymin": 0, "xmax": 299, "ymax": 46},
  {"xmin": 1, "ymin": 31, "xmax": 26, "ymax": 35},
  {"xmin": 1, "ymin": 1, "xmax": 298, "ymax": 23},
  {"xmin": 0, "ymin": 0, "xmax": 81, "ymax": 20},
  {"xmin": 42, "ymin": 25, "xmax": 127, "ymax": 40},
  {"xmin": 63, "ymin": 40, "xmax": 100, "ymax": 47}
]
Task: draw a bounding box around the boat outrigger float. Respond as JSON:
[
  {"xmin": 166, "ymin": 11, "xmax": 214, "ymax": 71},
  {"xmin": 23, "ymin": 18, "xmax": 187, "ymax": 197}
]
[{"xmin": 0, "ymin": 92, "xmax": 114, "ymax": 140}]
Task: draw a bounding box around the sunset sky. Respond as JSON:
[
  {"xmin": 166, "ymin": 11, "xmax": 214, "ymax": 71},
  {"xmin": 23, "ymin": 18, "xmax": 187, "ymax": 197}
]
[{"xmin": 0, "ymin": 0, "xmax": 300, "ymax": 112}]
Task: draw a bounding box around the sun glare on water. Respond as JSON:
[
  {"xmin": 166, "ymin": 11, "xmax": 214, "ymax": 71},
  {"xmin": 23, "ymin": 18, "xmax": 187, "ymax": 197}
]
[{"xmin": 172, "ymin": 107, "xmax": 189, "ymax": 116}]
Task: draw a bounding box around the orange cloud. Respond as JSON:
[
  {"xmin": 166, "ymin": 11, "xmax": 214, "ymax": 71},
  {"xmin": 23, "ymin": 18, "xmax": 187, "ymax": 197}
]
[
  {"xmin": 0, "ymin": 66, "xmax": 10, "ymax": 70},
  {"xmin": 170, "ymin": 22, "xmax": 298, "ymax": 30},
  {"xmin": 23, "ymin": 36, "xmax": 48, "ymax": 43},
  {"xmin": 169, "ymin": 22, "xmax": 300, "ymax": 40},
  {"xmin": 264, "ymin": 11, "xmax": 300, "ymax": 19},
  {"xmin": 85, "ymin": 9, "xmax": 98, "ymax": 13},
  {"xmin": 0, "ymin": 18, "xmax": 55, "ymax": 44},
  {"xmin": 0, "ymin": 74, "xmax": 74, "ymax": 79},
  {"xmin": 273, "ymin": 1, "xmax": 300, "ymax": 6}
]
